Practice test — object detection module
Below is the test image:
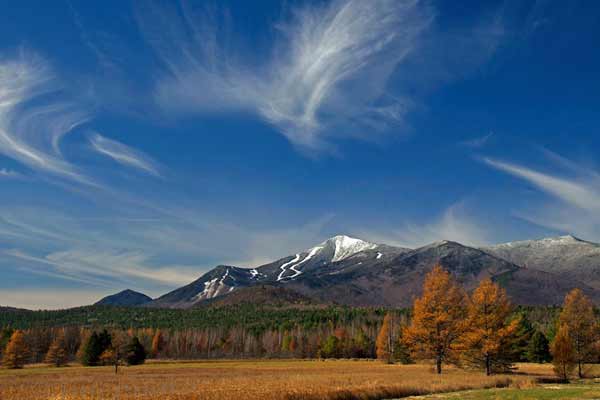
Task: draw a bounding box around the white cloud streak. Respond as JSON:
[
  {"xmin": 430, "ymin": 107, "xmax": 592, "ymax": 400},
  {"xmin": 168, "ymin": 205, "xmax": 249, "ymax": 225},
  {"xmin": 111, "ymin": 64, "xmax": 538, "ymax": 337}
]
[
  {"xmin": 140, "ymin": 0, "xmax": 433, "ymax": 150},
  {"xmin": 0, "ymin": 53, "xmax": 91, "ymax": 182},
  {"xmin": 483, "ymin": 157, "xmax": 600, "ymax": 213},
  {"xmin": 90, "ymin": 133, "xmax": 161, "ymax": 177},
  {"xmin": 483, "ymin": 156, "xmax": 600, "ymax": 241},
  {"xmin": 359, "ymin": 202, "xmax": 491, "ymax": 248}
]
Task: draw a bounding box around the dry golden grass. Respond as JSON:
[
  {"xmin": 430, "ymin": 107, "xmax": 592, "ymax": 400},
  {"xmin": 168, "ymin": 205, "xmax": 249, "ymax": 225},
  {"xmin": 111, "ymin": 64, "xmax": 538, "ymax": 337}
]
[{"xmin": 0, "ymin": 360, "xmax": 556, "ymax": 400}]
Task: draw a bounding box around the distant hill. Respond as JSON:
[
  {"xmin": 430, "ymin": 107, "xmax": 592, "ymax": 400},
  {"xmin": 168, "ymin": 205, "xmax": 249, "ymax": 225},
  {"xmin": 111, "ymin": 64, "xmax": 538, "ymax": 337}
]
[
  {"xmin": 95, "ymin": 289, "xmax": 152, "ymax": 306},
  {"xmin": 0, "ymin": 306, "xmax": 29, "ymax": 313}
]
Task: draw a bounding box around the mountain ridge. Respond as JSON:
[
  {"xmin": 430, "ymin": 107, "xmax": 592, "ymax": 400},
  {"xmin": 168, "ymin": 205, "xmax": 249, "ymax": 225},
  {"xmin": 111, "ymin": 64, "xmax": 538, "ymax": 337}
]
[{"xmin": 135, "ymin": 234, "xmax": 600, "ymax": 309}]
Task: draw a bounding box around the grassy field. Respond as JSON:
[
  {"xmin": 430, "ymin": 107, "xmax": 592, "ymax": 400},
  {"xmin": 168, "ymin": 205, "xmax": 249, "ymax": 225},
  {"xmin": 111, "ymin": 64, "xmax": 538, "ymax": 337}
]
[
  {"xmin": 409, "ymin": 384, "xmax": 600, "ymax": 399},
  {"xmin": 0, "ymin": 360, "xmax": 597, "ymax": 400}
]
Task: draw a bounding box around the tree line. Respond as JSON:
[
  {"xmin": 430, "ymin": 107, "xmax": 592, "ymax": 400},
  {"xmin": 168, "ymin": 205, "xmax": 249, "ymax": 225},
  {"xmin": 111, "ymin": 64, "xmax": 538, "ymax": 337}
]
[
  {"xmin": 374, "ymin": 265, "xmax": 599, "ymax": 380},
  {"xmin": 2, "ymin": 327, "xmax": 147, "ymax": 370},
  {"xmin": 1, "ymin": 265, "xmax": 598, "ymax": 380}
]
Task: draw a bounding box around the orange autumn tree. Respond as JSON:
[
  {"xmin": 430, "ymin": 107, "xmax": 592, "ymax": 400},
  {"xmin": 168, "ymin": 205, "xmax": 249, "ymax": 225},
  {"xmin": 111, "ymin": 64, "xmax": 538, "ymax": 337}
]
[
  {"xmin": 403, "ymin": 265, "xmax": 467, "ymax": 374},
  {"xmin": 2, "ymin": 330, "xmax": 29, "ymax": 369},
  {"xmin": 376, "ymin": 313, "xmax": 394, "ymax": 363},
  {"xmin": 551, "ymin": 324, "xmax": 576, "ymax": 382},
  {"xmin": 558, "ymin": 288, "xmax": 598, "ymax": 378},
  {"xmin": 458, "ymin": 278, "xmax": 520, "ymax": 375},
  {"xmin": 151, "ymin": 329, "xmax": 164, "ymax": 358},
  {"xmin": 45, "ymin": 330, "xmax": 68, "ymax": 367}
]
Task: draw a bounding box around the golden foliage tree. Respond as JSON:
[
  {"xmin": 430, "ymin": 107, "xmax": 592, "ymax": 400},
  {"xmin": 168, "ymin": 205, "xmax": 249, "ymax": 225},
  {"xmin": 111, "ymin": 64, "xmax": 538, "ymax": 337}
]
[
  {"xmin": 551, "ymin": 324, "xmax": 576, "ymax": 382},
  {"xmin": 559, "ymin": 288, "xmax": 598, "ymax": 378},
  {"xmin": 376, "ymin": 313, "xmax": 394, "ymax": 363},
  {"xmin": 45, "ymin": 331, "xmax": 68, "ymax": 367},
  {"xmin": 458, "ymin": 278, "xmax": 520, "ymax": 375},
  {"xmin": 403, "ymin": 265, "xmax": 467, "ymax": 374},
  {"xmin": 151, "ymin": 329, "xmax": 164, "ymax": 358},
  {"xmin": 2, "ymin": 330, "xmax": 29, "ymax": 369}
]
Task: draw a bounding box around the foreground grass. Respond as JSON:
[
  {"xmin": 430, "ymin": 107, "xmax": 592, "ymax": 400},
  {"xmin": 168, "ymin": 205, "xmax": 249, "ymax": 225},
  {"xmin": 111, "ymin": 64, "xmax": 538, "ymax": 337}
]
[
  {"xmin": 409, "ymin": 384, "xmax": 600, "ymax": 399},
  {"xmin": 0, "ymin": 360, "xmax": 589, "ymax": 400}
]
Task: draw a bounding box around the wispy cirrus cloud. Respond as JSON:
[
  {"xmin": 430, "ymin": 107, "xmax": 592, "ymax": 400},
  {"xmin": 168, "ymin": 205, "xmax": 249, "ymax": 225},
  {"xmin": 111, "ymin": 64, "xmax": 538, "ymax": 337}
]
[
  {"xmin": 5, "ymin": 248, "xmax": 195, "ymax": 287},
  {"xmin": 138, "ymin": 0, "xmax": 434, "ymax": 151},
  {"xmin": 461, "ymin": 132, "xmax": 494, "ymax": 148},
  {"xmin": 0, "ymin": 168, "xmax": 22, "ymax": 179},
  {"xmin": 358, "ymin": 202, "xmax": 492, "ymax": 248},
  {"xmin": 0, "ymin": 53, "xmax": 91, "ymax": 182},
  {"xmin": 0, "ymin": 205, "xmax": 335, "ymax": 300},
  {"xmin": 90, "ymin": 133, "xmax": 161, "ymax": 177},
  {"xmin": 483, "ymin": 155, "xmax": 600, "ymax": 240},
  {"xmin": 483, "ymin": 157, "xmax": 600, "ymax": 213},
  {"xmin": 0, "ymin": 52, "xmax": 164, "ymax": 188}
]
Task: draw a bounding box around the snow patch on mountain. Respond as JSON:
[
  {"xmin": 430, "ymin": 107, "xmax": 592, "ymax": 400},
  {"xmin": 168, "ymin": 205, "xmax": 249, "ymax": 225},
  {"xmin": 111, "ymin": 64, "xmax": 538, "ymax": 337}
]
[
  {"xmin": 194, "ymin": 268, "xmax": 234, "ymax": 300},
  {"xmin": 277, "ymin": 254, "xmax": 301, "ymax": 281},
  {"xmin": 289, "ymin": 246, "xmax": 323, "ymax": 278}
]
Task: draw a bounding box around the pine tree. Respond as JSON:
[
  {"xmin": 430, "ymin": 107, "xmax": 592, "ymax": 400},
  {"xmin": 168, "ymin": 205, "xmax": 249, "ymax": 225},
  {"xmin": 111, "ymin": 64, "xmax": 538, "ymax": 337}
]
[
  {"xmin": 97, "ymin": 329, "xmax": 112, "ymax": 353},
  {"xmin": 80, "ymin": 332, "xmax": 101, "ymax": 366},
  {"xmin": 2, "ymin": 330, "xmax": 29, "ymax": 369},
  {"xmin": 458, "ymin": 278, "xmax": 520, "ymax": 375},
  {"xmin": 527, "ymin": 330, "xmax": 551, "ymax": 363},
  {"xmin": 125, "ymin": 336, "xmax": 147, "ymax": 365},
  {"xmin": 508, "ymin": 313, "xmax": 535, "ymax": 362},
  {"xmin": 45, "ymin": 331, "xmax": 68, "ymax": 367},
  {"xmin": 403, "ymin": 265, "xmax": 468, "ymax": 374},
  {"xmin": 80, "ymin": 330, "xmax": 112, "ymax": 366},
  {"xmin": 376, "ymin": 313, "xmax": 394, "ymax": 363},
  {"xmin": 393, "ymin": 330, "xmax": 413, "ymax": 364},
  {"xmin": 558, "ymin": 289, "xmax": 598, "ymax": 378},
  {"xmin": 551, "ymin": 324, "xmax": 576, "ymax": 382}
]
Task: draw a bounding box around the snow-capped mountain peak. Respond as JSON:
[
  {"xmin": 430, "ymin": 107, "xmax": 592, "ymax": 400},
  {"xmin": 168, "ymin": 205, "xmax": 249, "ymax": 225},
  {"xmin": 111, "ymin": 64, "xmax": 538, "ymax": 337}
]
[
  {"xmin": 274, "ymin": 235, "xmax": 378, "ymax": 282},
  {"xmin": 319, "ymin": 235, "xmax": 378, "ymax": 262}
]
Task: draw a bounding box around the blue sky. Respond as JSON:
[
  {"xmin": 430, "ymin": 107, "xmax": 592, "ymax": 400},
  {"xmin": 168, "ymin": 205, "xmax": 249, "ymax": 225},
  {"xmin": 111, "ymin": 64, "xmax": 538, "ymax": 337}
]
[{"xmin": 1, "ymin": 0, "xmax": 600, "ymax": 308}]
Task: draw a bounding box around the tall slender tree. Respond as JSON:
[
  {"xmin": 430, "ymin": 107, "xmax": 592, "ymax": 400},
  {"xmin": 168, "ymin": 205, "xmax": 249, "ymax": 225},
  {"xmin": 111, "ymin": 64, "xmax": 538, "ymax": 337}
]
[
  {"xmin": 551, "ymin": 324, "xmax": 576, "ymax": 382},
  {"xmin": 559, "ymin": 289, "xmax": 598, "ymax": 378},
  {"xmin": 2, "ymin": 330, "xmax": 29, "ymax": 369},
  {"xmin": 458, "ymin": 278, "xmax": 520, "ymax": 375},
  {"xmin": 151, "ymin": 329, "xmax": 165, "ymax": 358},
  {"xmin": 376, "ymin": 313, "xmax": 394, "ymax": 363},
  {"xmin": 403, "ymin": 265, "xmax": 467, "ymax": 374}
]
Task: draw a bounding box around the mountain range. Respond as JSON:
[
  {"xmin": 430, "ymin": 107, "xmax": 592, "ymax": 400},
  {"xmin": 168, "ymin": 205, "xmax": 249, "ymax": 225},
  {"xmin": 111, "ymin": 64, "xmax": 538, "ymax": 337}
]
[{"xmin": 96, "ymin": 234, "xmax": 600, "ymax": 308}]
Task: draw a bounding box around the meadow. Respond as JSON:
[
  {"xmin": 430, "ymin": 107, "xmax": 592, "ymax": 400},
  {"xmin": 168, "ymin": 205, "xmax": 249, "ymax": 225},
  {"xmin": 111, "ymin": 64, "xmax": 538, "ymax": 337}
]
[{"xmin": 1, "ymin": 360, "xmax": 598, "ymax": 400}]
